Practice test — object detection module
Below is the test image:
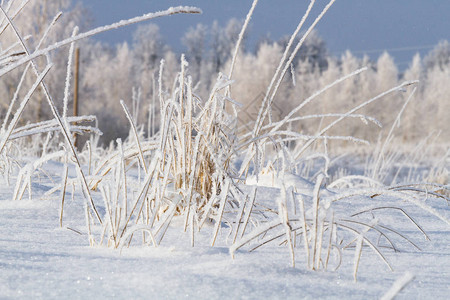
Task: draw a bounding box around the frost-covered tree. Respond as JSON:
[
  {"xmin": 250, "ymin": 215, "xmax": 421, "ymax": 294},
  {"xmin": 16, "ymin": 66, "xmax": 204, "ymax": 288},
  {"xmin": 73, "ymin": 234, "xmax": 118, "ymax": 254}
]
[
  {"xmin": 132, "ymin": 24, "xmax": 167, "ymax": 106},
  {"xmin": 228, "ymin": 42, "xmax": 284, "ymax": 128},
  {"xmin": 81, "ymin": 42, "xmax": 134, "ymax": 143},
  {"xmin": 339, "ymin": 51, "xmax": 361, "ymax": 106},
  {"xmin": 404, "ymin": 53, "xmax": 423, "ymax": 83},
  {"xmin": 372, "ymin": 52, "xmax": 400, "ymax": 131},
  {"xmin": 288, "ymin": 59, "xmax": 321, "ymax": 134},
  {"xmin": 423, "ymin": 40, "xmax": 450, "ymax": 72},
  {"xmin": 133, "ymin": 24, "xmax": 166, "ymax": 73},
  {"xmin": 4, "ymin": 0, "xmax": 447, "ymax": 146},
  {"xmin": 182, "ymin": 23, "xmax": 207, "ymax": 82},
  {"xmin": 376, "ymin": 52, "xmax": 398, "ymax": 92},
  {"xmin": 422, "ymin": 53, "xmax": 450, "ymax": 142},
  {"xmin": 317, "ymin": 57, "xmax": 341, "ymax": 115},
  {"xmin": 401, "ymin": 53, "xmax": 424, "ymax": 141},
  {"xmin": 278, "ymin": 30, "xmax": 328, "ymax": 71},
  {"xmin": 0, "ymin": 0, "xmax": 89, "ymax": 122},
  {"xmin": 210, "ymin": 19, "xmax": 243, "ymax": 74}
]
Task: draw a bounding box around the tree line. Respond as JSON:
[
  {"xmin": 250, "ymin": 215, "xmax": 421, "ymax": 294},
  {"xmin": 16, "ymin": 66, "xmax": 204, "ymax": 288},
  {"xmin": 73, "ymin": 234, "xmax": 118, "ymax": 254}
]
[{"xmin": 1, "ymin": 1, "xmax": 448, "ymax": 145}]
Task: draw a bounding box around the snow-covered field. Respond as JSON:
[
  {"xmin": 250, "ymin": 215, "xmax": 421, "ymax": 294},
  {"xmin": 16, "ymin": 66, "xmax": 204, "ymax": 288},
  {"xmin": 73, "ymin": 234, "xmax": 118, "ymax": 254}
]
[
  {"xmin": 1, "ymin": 1, "xmax": 449, "ymax": 299},
  {"xmin": 0, "ymin": 156, "xmax": 448, "ymax": 299}
]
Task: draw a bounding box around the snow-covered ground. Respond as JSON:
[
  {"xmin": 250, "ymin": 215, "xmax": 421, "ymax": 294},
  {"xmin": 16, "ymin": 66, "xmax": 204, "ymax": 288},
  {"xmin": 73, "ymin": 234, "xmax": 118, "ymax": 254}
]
[
  {"xmin": 1, "ymin": 1, "xmax": 448, "ymax": 299},
  {"xmin": 1, "ymin": 158, "xmax": 448, "ymax": 299}
]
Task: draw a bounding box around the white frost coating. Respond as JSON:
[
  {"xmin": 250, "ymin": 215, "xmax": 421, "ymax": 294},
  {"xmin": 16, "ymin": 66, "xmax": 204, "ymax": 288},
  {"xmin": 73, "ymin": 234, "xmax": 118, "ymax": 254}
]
[
  {"xmin": 372, "ymin": 87, "xmax": 418, "ymax": 179},
  {"xmin": 211, "ymin": 180, "xmax": 231, "ymax": 246},
  {"xmin": 0, "ymin": 2, "xmax": 448, "ymax": 298},
  {"xmin": 0, "ymin": 64, "xmax": 52, "ymax": 154},
  {"xmin": 62, "ymin": 27, "xmax": 79, "ymax": 119},
  {"xmin": 238, "ymin": 186, "xmax": 257, "ymax": 239},
  {"xmin": 246, "ymin": 172, "xmax": 313, "ymax": 189},
  {"xmin": 353, "ymin": 235, "xmax": 363, "ymax": 281},
  {"xmin": 0, "ymin": 0, "xmax": 29, "ymax": 37},
  {"xmin": 0, "ymin": 6, "xmax": 202, "ymax": 77},
  {"xmin": 278, "ymin": 185, "xmax": 295, "ymax": 267},
  {"xmin": 121, "ymin": 100, "xmax": 148, "ymax": 173},
  {"xmin": 1, "ymin": 11, "xmax": 61, "ymax": 134},
  {"xmin": 278, "ymin": 113, "xmax": 381, "ymax": 127},
  {"xmin": 380, "ymin": 272, "xmax": 415, "ymax": 300},
  {"xmin": 352, "ymin": 218, "xmax": 379, "ymax": 281},
  {"xmin": 266, "ymin": 0, "xmax": 336, "ymax": 115},
  {"xmin": 290, "ymin": 63, "xmax": 296, "ymax": 86},
  {"xmin": 8, "ymin": 117, "xmax": 102, "ymax": 140},
  {"xmin": 293, "ymin": 80, "xmax": 419, "ymax": 159},
  {"xmin": 261, "ymin": 67, "xmax": 368, "ymax": 136},
  {"xmin": 2, "ymin": 2, "xmax": 103, "ymax": 225},
  {"xmin": 230, "ymin": 219, "xmax": 282, "ymax": 257},
  {"xmin": 323, "ymin": 187, "xmax": 450, "ymax": 226},
  {"xmin": 118, "ymin": 224, "xmax": 158, "ymax": 250},
  {"xmin": 328, "ymin": 175, "xmax": 384, "ymax": 189},
  {"xmin": 253, "ymin": 0, "xmax": 316, "ymax": 136},
  {"xmin": 228, "ymin": 0, "xmax": 258, "ymax": 81},
  {"xmin": 311, "ymin": 174, "xmax": 324, "ymax": 269}
]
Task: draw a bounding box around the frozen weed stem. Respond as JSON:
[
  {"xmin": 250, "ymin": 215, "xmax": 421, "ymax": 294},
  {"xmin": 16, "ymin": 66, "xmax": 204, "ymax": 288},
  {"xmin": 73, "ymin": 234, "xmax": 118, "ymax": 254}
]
[
  {"xmin": 99, "ymin": 55, "xmax": 240, "ymax": 247},
  {"xmin": 226, "ymin": 0, "xmax": 449, "ymax": 280},
  {"xmin": 0, "ymin": 1, "xmax": 202, "ymax": 240}
]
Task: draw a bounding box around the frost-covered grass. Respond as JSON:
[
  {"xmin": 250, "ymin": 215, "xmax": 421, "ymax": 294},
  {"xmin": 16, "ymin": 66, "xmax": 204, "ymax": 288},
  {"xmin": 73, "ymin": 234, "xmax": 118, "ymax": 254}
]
[
  {"xmin": 0, "ymin": 0, "xmax": 449, "ymax": 298},
  {"xmin": 0, "ymin": 156, "xmax": 448, "ymax": 299}
]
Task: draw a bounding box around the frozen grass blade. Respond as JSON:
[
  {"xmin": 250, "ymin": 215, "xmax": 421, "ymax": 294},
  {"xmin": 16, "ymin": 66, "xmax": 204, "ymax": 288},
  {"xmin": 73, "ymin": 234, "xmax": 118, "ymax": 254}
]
[
  {"xmin": 239, "ymin": 186, "xmax": 257, "ymax": 238},
  {"xmin": 253, "ymin": 0, "xmax": 316, "ymax": 135},
  {"xmin": 278, "ymin": 185, "xmax": 295, "ymax": 267},
  {"xmin": 232, "ymin": 194, "xmax": 247, "ymax": 243},
  {"xmin": 312, "ymin": 174, "xmax": 324, "ymax": 269},
  {"xmin": 62, "ymin": 27, "xmax": 79, "ymax": 119},
  {"xmin": 230, "ymin": 219, "xmax": 282, "ymax": 258},
  {"xmin": 120, "ymin": 151, "xmax": 161, "ymax": 239},
  {"xmin": 228, "ymin": 0, "xmax": 259, "ymax": 84},
  {"xmin": 121, "ymin": 100, "xmax": 148, "ymax": 173},
  {"xmin": 372, "ymin": 87, "xmax": 418, "ymax": 180},
  {"xmin": 211, "ymin": 179, "xmax": 231, "ymax": 246},
  {"xmin": 298, "ymin": 194, "xmax": 311, "ymax": 268},
  {"xmin": 338, "ymin": 223, "xmax": 393, "ymax": 273},
  {"xmin": 351, "ymin": 206, "xmax": 430, "ymax": 241},
  {"xmin": 1, "ymin": 4, "xmax": 103, "ymax": 223},
  {"xmin": 0, "ymin": 6, "xmax": 202, "ymax": 77},
  {"xmin": 353, "ymin": 234, "xmax": 364, "ymax": 282},
  {"xmin": 293, "ymin": 80, "xmax": 419, "ymax": 159},
  {"xmin": 324, "ymin": 211, "xmax": 334, "ymax": 270},
  {"xmin": 254, "ymin": 0, "xmax": 336, "ymax": 134},
  {"xmin": 0, "ymin": 64, "xmax": 52, "ymax": 155},
  {"xmin": 59, "ymin": 153, "xmax": 68, "ymax": 227},
  {"xmin": 380, "ymin": 272, "xmax": 415, "ymax": 300},
  {"xmin": 0, "ymin": 0, "xmax": 29, "ymax": 37}
]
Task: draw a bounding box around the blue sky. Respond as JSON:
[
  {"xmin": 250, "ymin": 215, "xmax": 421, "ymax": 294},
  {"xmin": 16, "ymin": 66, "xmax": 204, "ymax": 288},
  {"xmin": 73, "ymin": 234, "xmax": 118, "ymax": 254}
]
[{"xmin": 79, "ymin": 0, "xmax": 450, "ymax": 68}]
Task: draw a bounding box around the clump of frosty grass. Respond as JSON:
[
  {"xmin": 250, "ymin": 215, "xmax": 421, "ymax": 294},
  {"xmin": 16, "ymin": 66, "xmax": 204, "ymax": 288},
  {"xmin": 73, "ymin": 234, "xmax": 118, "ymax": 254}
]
[{"xmin": 0, "ymin": 0, "xmax": 448, "ymax": 282}]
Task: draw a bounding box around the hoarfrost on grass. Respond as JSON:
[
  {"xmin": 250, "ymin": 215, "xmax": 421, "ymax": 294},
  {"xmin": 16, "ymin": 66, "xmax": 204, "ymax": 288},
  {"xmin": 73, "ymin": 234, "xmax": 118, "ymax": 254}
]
[{"xmin": 0, "ymin": 0, "xmax": 449, "ymax": 298}]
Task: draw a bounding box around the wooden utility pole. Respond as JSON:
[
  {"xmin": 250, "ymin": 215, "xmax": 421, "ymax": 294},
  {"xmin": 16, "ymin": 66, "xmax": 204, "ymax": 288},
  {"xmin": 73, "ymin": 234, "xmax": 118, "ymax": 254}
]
[{"xmin": 73, "ymin": 48, "xmax": 80, "ymax": 149}]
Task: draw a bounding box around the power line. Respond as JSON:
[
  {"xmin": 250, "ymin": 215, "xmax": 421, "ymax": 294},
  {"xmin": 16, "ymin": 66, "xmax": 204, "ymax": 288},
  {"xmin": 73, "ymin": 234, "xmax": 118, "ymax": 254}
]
[{"xmin": 336, "ymin": 44, "xmax": 436, "ymax": 56}]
